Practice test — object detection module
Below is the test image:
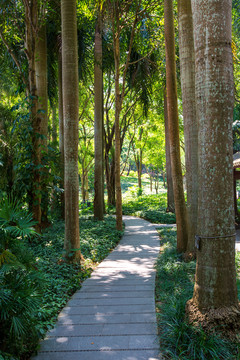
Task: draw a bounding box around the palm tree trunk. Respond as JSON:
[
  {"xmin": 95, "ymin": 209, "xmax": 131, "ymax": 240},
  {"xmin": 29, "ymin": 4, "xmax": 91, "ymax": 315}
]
[
  {"xmin": 106, "ymin": 160, "xmax": 116, "ymax": 207},
  {"xmin": 113, "ymin": 4, "xmax": 122, "ymax": 231},
  {"xmin": 61, "ymin": 0, "xmax": 81, "ymax": 262},
  {"xmin": 164, "ymin": 0, "xmax": 188, "ymax": 253},
  {"xmin": 115, "ymin": 58, "xmax": 123, "ymax": 230},
  {"xmin": 58, "ymin": 50, "xmax": 65, "ymax": 219},
  {"xmin": 178, "ymin": 0, "xmax": 197, "ymax": 255},
  {"xmin": 94, "ymin": 9, "xmax": 104, "ymax": 220},
  {"xmin": 35, "ymin": 24, "xmax": 49, "ymax": 228},
  {"xmin": 164, "ymin": 89, "xmax": 175, "ymax": 213},
  {"xmin": 190, "ymin": 0, "xmax": 238, "ymax": 311},
  {"xmin": 52, "ymin": 106, "xmax": 57, "ymax": 146},
  {"xmin": 24, "ymin": 0, "xmax": 41, "ymax": 232}
]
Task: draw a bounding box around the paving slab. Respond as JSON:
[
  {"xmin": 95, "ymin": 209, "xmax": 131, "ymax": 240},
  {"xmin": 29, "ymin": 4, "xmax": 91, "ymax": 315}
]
[
  {"xmin": 32, "ymin": 216, "xmax": 161, "ymax": 360},
  {"xmin": 48, "ymin": 323, "xmax": 158, "ymax": 337},
  {"xmin": 33, "ymin": 350, "xmax": 161, "ymax": 360},
  {"xmin": 38, "ymin": 334, "xmax": 159, "ymax": 352},
  {"xmin": 79, "ymin": 285, "xmax": 155, "ymax": 292},
  {"xmin": 71, "ymin": 290, "xmax": 153, "ymax": 299},
  {"xmin": 67, "ymin": 297, "xmax": 154, "ymax": 306},
  {"xmin": 57, "ymin": 312, "xmax": 156, "ymax": 325}
]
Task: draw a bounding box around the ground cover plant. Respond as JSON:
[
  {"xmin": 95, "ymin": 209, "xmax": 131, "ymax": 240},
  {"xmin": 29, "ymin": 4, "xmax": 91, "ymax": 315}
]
[
  {"xmin": 122, "ymin": 193, "xmax": 176, "ymax": 224},
  {"xmin": 121, "ymin": 172, "xmax": 151, "ymax": 194},
  {"xmin": 0, "ymin": 201, "xmax": 123, "ymax": 360},
  {"xmin": 155, "ymin": 227, "xmax": 240, "ymax": 359}
]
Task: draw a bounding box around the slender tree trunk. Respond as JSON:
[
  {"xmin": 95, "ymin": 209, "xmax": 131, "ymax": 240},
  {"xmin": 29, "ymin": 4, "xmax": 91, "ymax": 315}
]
[
  {"xmin": 114, "ymin": 8, "xmax": 123, "ymax": 231},
  {"xmin": 58, "ymin": 50, "xmax": 65, "ymax": 219},
  {"xmin": 178, "ymin": 0, "xmax": 197, "ymax": 255},
  {"xmin": 164, "ymin": 0, "xmax": 188, "ymax": 252},
  {"xmin": 137, "ymin": 168, "xmax": 142, "ymax": 190},
  {"xmin": 234, "ymin": 174, "xmax": 238, "ymax": 217},
  {"xmin": 150, "ymin": 174, "xmax": 153, "ymax": 192},
  {"xmin": 35, "ymin": 24, "xmax": 49, "ymax": 228},
  {"xmin": 24, "ymin": 0, "xmax": 41, "ymax": 232},
  {"xmin": 105, "ymin": 153, "xmax": 116, "ymax": 206},
  {"xmin": 134, "ymin": 154, "xmax": 141, "ymax": 190},
  {"xmin": 94, "ymin": 9, "xmax": 104, "ymax": 220},
  {"xmin": 189, "ymin": 0, "xmax": 239, "ymax": 311},
  {"xmin": 155, "ymin": 168, "xmax": 159, "ymax": 194},
  {"xmin": 102, "ymin": 96, "xmax": 105, "ymax": 213},
  {"xmin": 164, "ymin": 89, "xmax": 175, "ymax": 213},
  {"xmin": 81, "ymin": 172, "xmax": 86, "ymax": 202},
  {"xmin": 85, "ymin": 169, "xmax": 89, "ymax": 201},
  {"xmin": 52, "ymin": 106, "xmax": 57, "ymax": 146},
  {"xmin": 61, "ymin": 0, "xmax": 81, "ymax": 262},
  {"xmin": 162, "ymin": 171, "xmax": 166, "ymax": 188},
  {"xmin": 138, "ymin": 150, "xmax": 143, "ymax": 191}
]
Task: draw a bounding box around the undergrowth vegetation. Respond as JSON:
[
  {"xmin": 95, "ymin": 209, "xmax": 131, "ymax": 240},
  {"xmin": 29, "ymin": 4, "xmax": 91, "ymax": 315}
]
[
  {"xmin": 0, "ymin": 198, "xmax": 123, "ymax": 360},
  {"xmin": 155, "ymin": 227, "xmax": 240, "ymax": 359},
  {"xmin": 122, "ymin": 193, "xmax": 176, "ymax": 224}
]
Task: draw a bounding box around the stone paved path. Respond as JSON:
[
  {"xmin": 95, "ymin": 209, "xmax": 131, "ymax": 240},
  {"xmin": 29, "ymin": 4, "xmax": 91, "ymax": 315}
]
[{"xmin": 33, "ymin": 216, "xmax": 161, "ymax": 360}]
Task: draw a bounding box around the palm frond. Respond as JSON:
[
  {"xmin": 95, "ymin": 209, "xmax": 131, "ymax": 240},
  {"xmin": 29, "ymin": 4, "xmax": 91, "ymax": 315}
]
[{"xmin": 0, "ymin": 249, "xmax": 17, "ymax": 266}]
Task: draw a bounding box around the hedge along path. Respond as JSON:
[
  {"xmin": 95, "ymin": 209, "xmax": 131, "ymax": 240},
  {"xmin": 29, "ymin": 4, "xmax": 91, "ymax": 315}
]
[{"xmin": 33, "ymin": 216, "xmax": 162, "ymax": 360}]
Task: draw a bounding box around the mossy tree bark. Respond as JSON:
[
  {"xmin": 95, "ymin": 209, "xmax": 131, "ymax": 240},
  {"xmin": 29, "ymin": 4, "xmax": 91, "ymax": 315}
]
[
  {"xmin": 61, "ymin": 0, "xmax": 81, "ymax": 262},
  {"xmin": 191, "ymin": 0, "xmax": 238, "ymax": 309},
  {"xmin": 164, "ymin": 0, "xmax": 188, "ymax": 252},
  {"xmin": 178, "ymin": 0, "xmax": 198, "ymax": 255}
]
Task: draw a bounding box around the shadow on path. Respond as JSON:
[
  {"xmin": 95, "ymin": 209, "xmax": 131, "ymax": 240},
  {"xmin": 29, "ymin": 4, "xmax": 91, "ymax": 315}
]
[{"xmin": 32, "ymin": 216, "xmax": 162, "ymax": 360}]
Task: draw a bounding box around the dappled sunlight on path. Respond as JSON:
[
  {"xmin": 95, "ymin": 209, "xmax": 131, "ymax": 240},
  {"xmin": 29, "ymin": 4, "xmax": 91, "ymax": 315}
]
[{"xmin": 32, "ymin": 216, "xmax": 162, "ymax": 360}]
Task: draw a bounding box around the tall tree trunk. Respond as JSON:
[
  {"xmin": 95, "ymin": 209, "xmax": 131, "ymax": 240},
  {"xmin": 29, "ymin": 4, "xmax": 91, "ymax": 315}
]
[
  {"xmin": 133, "ymin": 129, "xmax": 143, "ymax": 193},
  {"xmin": 164, "ymin": 0, "xmax": 188, "ymax": 252},
  {"xmin": 94, "ymin": 9, "xmax": 104, "ymax": 220},
  {"xmin": 58, "ymin": 50, "xmax": 65, "ymax": 219},
  {"xmin": 24, "ymin": 0, "xmax": 41, "ymax": 232},
  {"xmin": 137, "ymin": 155, "xmax": 142, "ymax": 190},
  {"xmin": 114, "ymin": 6, "xmax": 123, "ymax": 231},
  {"xmin": 102, "ymin": 94, "xmax": 105, "ymax": 213},
  {"xmin": 178, "ymin": 0, "xmax": 197, "ymax": 255},
  {"xmin": 162, "ymin": 171, "xmax": 166, "ymax": 188},
  {"xmin": 81, "ymin": 167, "xmax": 88, "ymax": 203},
  {"xmin": 189, "ymin": 0, "xmax": 239, "ymax": 312},
  {"xmin": 81, "ymin": 172, "xmax": 86, "ymax": 203},
  {"xmin": 105, "ymin": 153, "xmax": 116, "ymax": 206},
  {"xmin": 155, "ymin": 168, "xmax": 159, "ymax": 194},
  {"xmin": 164, "ymin": 89, "xmax": 175, "ymax": 213},
  {"xmin": 136, "ymin": 151, "xmax": 143, "ymax": 191},
  {"xmin": 35, "ymin": 24, "xmax": 49, "ymax": 228},
  {"xmin": 52, "ymin": 106, "xmax": 57, "ymax": 146},
  {"xmin": 61, "ymin": 0, "xmax": 81, "ymax": 262},
  {"xmin": 85, "ymin": 169, "xmax": 89, "ymax": 201}
]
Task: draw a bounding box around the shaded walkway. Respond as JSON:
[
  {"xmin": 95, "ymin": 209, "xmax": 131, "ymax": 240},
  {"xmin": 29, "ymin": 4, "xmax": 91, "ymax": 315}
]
[{"xmin": 33, "ymin": 216, "xmax": 161, "ymax": 360}]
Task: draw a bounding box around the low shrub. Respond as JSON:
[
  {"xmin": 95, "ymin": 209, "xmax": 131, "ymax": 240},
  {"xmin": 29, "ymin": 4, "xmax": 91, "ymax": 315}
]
[
  {"xmin": 0, "ymin": 198, "xmax": 45, "ymax": 358},
  {"xmin": 122, "ymin": 193, "xmax": 176, "ymax": 224},
  {"xmin": 156, "ymin": 227, "xmax": 240, "ymax": 359},
  {"xmin": 0, "ymin": 199, "xmax": 124, "ymax": 359}
]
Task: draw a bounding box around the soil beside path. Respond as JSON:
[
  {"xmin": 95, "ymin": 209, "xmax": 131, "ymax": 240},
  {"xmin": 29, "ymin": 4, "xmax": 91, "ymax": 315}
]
[{"xmin": 32, "ymin": 216, "xmax": 162, "ymax": 360}]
